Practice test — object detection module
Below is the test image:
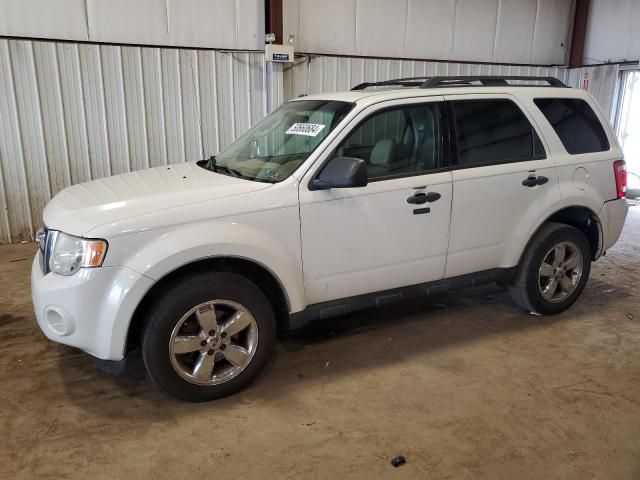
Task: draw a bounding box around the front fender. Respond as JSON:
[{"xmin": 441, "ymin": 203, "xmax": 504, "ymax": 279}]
[{"xmin": 103, "ymin": 208, "xmax": 305, "ymax": 312}]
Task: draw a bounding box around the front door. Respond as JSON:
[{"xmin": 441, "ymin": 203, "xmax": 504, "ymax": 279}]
[{"xmin": 299, "ymin": 97, "xmax": 453, "ymax": 305}]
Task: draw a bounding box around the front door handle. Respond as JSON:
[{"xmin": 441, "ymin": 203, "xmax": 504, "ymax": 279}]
[
  {"xmin": 522, "ymin": 175, "xmax": 549, "ymax": 187},
  {"xmin": 407, "ymin": 192, "xmax": 441, "ymax": 204}
]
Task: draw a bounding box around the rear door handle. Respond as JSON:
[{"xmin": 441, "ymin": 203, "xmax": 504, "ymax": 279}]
[
  {"xmin": 407, "ymin": 192, "xmax": 441, "ymax": 204},
  {"xmin": 522, "ymin": 175, "xmax": 549, "ymax": 187}
]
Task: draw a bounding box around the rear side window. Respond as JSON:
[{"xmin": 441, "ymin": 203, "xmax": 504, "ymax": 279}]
[
  {"xmin": 534, "ymin": 98, "xmax": 609, "ymax": 154},
  {"xmin": 451, "ymin": 100, "xmax": 545, "ymax": 167}
]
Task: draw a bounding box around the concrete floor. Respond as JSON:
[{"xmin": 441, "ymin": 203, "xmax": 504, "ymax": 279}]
[{"xmin": 1, "ymin": 207, "xmax": 639, "ymax": 480}]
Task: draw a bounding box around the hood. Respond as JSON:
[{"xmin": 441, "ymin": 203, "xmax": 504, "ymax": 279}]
[{"xmin": 43, "ymin": 162, "xmax": 271, "ymax": 237}]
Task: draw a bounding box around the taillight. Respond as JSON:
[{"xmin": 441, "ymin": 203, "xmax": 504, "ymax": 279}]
[{"xmin": 614, "ymin": 160, "xmax": 627, "ymax": 199}]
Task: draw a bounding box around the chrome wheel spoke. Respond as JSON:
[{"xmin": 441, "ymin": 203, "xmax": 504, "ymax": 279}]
[
  {"xmin": 222, "ymin": 311, "xmax": 251, "ymax": 337},
  {"xmin": 543, "ymin": 277, "xmax": 559, "ymax": 299},
  {"xmin": 539, "ymin": 262, "xmax": 554, "ymax": 277},
  {"xmin": 559, "ymin": 275, "xmax": 574, "ymax": 293},
  {"xmin": 192, "ymin": 352, "xmax": 216, "ymax": 381},
  {"xmin": 195, "ymin": 305, "xmax": 217, "ymax": 332},
  {"xmin": 223, "ymin": 344, "xmax": 250, "ymax": 367},
  {"xmin": 564, "ymin": 254, "xmax": 580, "ymax": 270},
  {"xmin": 553, "ymin": 244, "xmax": 566, "ymax": 266},
  {"xmin": 172, "ymin": 335, "xmax": 203, "ymax": 354}
]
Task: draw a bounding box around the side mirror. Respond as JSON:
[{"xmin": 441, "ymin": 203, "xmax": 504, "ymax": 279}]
[{"xmin": 312, "ymin": 156, "xmax": 368, "ymax": 190}]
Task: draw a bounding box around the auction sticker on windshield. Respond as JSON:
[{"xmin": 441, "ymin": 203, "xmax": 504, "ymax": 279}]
[{"xmin": 286, "ymin": 123, "xmax": 325, "ymax": 137}]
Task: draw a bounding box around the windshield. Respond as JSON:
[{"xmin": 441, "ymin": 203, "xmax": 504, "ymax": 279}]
[{"xmin": 202, "ymin": 100, "xmax": 353, "ymax": 183}]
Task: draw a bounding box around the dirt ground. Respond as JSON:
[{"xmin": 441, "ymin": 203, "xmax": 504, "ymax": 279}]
[{"xmin": 1, "ymin": 206, "xmax": 639, "ymax": 480}]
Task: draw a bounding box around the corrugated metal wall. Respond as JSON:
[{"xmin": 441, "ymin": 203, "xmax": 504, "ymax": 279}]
[
  {"xmin": 0, "ymin": 38, "xmax": 267, "ymax": 243},
  {"xmin": 284, "ymin": 55, "xmax": 568, "ymax": 99}
]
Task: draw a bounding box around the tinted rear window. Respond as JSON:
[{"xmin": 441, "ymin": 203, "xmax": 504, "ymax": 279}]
[
  {"xmin": 534, "ymin": 98, "xmax": 609, "ymax": 154},
  {"xmin": 452, "ymin": 99, "xmax": 545, "ymax": 167}
]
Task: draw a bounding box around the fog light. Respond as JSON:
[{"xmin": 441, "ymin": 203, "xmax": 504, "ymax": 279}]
[{"xmin": 44, "ymin": 306, "xmax": 75, "ymax": 336}]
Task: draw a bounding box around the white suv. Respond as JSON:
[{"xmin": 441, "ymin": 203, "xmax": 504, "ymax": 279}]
[{"xmin": 32, "ymin": 76, "xmax": 629, "ymax": 401}]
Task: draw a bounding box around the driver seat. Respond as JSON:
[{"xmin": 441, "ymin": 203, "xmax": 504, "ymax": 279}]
[{"xmin": 368, "ymin": 138, "xmax": 396, "ymax": 176}]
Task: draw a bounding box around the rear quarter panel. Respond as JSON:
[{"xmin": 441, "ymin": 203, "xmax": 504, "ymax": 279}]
[
  {"xmin": 499, "ymin": 89, "xmax": 622, "ymax": 267},
  {"xmin": 533, "ymin": 90, "xmax": 621, "ymax": 204}
]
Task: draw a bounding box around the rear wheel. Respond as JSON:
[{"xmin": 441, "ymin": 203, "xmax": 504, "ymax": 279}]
[
  {"xmin": 509, "ymin": 222, "xmax": 591, "ymax": 315},
  {"xmin": 142, "ymin": 271, "xmax": 276, "ymax": 401}
]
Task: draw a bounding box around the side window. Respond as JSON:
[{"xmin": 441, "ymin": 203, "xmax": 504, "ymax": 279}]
[
  {"xmin": 334, "ymin": 103, "xmax": 440, "ymax": 180},
  {"xmin": 534, "ymin": 98, "xmax": 610, "ymax": 154},
  {"xmin": 452, "ymin": 100, "xmax": 545, "ymax": 167}
]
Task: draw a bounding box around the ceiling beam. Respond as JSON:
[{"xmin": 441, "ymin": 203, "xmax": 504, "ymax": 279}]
[
  {"xmin": 569, "ymin": 0, "xmax": 590, "ymax": 68},
  {"xmin": 265, "ymin": 0, "xmax": 283, "ymax": 44}
]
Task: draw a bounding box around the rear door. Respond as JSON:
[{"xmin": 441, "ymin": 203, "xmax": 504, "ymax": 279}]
[{"xmin": 444, "ymin": 94, "xmax": 561, "ymax": 277}]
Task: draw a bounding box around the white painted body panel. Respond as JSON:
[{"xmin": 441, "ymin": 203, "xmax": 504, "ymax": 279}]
[
  {"xmin": 300, "ymin": 172, "xmax": 452, "ymax": 303},
  {"xmin": 87, "ymin": 176, "xmax": 307, "ymax": 312},
  {"xmin": 43, "ymin": 162, "xmax": 271, "ymax": 237},
  {"xmin": 31, "ymin": 256, "xmax": 154, "ymax": 360},
  {"xmin": 446, "ymin": 158, "xmax": 561, "ymax": 276},
  {"xmin": 102, "ymin": 193, "xmax": 306, "ymax": 313},
  {"xmin": 31, "ymin": 86, "xmax": 629, "ymax": 360}
]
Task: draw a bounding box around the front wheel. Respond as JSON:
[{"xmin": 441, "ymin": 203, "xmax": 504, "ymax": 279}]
[
  {"xmin": 141, "ymin": 271, "xmax": 276, "ymax": 401},
  {"xmin": 509, "ymin": 222, "xmax": 592, "ymax": 315}
]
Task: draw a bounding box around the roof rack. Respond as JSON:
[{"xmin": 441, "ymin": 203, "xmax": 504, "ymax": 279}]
[
  {"xmin": 351, "ymin": 75, "xmax": 567, "ymax": 91},
  {"xmin": 351, "ymin": 77, "xmax": 427, "ymax": 90}
]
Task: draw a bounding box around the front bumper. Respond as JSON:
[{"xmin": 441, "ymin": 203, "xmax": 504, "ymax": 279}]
[
  {"xmin": 31, "ymin": 256, "xmax": 154, "ymax": 360},
  {"xmin": 599, "ymin": 198, "xmax": 629, "ymax": 252}
]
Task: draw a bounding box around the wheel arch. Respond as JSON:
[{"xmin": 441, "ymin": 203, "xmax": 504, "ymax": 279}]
[
  {"xmin": 125, "ymin": 256, "xmax": 291, "ymax": 353},
  {"xmin": 518, "ymin": 205, "xmax": 603, "ymax": 266}
]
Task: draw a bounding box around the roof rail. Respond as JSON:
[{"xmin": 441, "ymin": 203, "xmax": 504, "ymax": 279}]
[
  {"xmin": 351, "ymin": 78, "xmax": 427, "ymax": 90},
  {"xmin": 351, "ymin": 75, "xmax": 567, "ymax": 91},
  {"xmin": 420, "ymin": 76, "xmax": 567, "ymax": 88}
]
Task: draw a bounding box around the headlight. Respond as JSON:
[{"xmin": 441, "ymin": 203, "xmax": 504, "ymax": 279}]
[{"xmin": 48, "ymin": 231, "xmax": 108, "ymax": 276}]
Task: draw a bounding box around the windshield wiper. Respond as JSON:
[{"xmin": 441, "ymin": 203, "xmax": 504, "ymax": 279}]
[
  {"xmin": 197, "ymin": 155, "xmax": 274, "ymax": 183},
  {"xmin": 214, "ymin": 164, "xmax": 242, "ymax": 178},
  {"xmin": 205, "ymin": 155, "xmax": 217, "ymax": 171},
  {"xmin": 203, "ymin": 155, "xmax": 240, "ymax": 178}
]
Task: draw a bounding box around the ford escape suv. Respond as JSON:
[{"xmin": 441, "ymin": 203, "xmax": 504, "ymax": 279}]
[{"xmin": 32, "ymin": 76, "xmax": 628, "ymax": 401}]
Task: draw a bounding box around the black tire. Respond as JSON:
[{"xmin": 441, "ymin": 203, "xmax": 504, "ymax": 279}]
[
  {"xmin": 141, "ymin": 271, "xmax": 276, "ymax": 402},
  {"xmin": 509, "ymin": 222, "xmax": 592, "ymax": 315}
]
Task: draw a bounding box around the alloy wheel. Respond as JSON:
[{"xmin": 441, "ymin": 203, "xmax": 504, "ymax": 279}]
[
  {"xmin": 538, "ymin": 241, "xmax": 584, "ymax": 303},
  {"xmin": 169, "ymin": 300, "xmax": 258, "ymax": 385}
]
